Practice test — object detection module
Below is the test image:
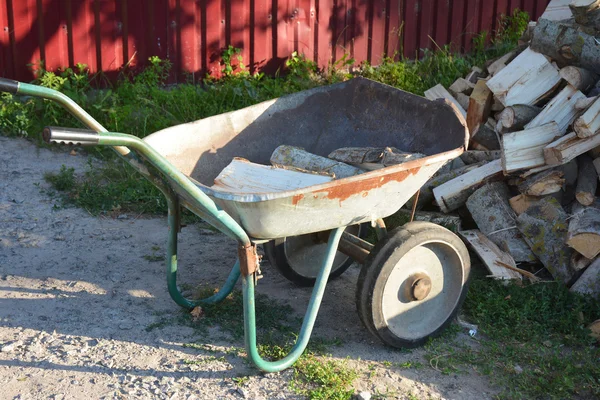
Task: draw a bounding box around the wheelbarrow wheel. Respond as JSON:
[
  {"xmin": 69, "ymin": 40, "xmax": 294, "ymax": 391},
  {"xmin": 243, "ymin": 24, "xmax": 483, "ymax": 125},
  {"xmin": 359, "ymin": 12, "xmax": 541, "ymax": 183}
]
[
  {"xmin": 356, "ymin": 221, "xmax": 470, "ymax": 348},
  {"xmin": 264, "ymin": 224, "xmax": 366, "ymax": 287}
]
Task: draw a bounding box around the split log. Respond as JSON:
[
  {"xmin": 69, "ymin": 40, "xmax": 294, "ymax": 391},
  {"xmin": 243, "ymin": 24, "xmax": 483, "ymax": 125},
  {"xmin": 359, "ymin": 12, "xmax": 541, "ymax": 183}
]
[
  {"xmin": 459, "ymin": 150, "xmax": 501, "ymax": 164},
  {"xmin": 531, "ymin": 19, "xmax": 600, "ymax": 72},
  {"xmin": 575, "ymin": 96, "xmax": 598, "ymax": 111},
  {"xmin": 465, "ymin": 66, "xmax": 484, "ymax": 84},
  {"xmin": 567, "ymin": 201, "xmax": 600, "ymax": 259},
  {"xmin": 270, "ymin": 145, "xmax": 362, "ymax": 179},
  {"xmin": 516, "ymin": 197, "xmax": 574, "ymax": 284},
  {"xmin": 517, "ymin": 169, "xmax": 565, "ymax": 196},
  {"xmin": 466, "ymin": 79, "xmax": 493, "ymax": 137},
  {"xmin": 570, "ymin": 258, "xmax": 600, "ymax": 299},
  {"xmin": 449, "ymin": 78, "xmax": 475, "ymax": 96},
  {"xmin": 486, "ymin": 47, "xmax": 561, "ymax": 107},
  {"xmin": 327, "ymin": 147, "xmax": 425, "ymax": 170},
  {"xmin": 409, "ymin": 161, "xmax": 487, "ymax": 209},
  {"xmin": 540, "ymin": 0, "xmax": 573, "ymax": 21},
  {"xmin": 501, "ymin": 122, "xmax": 561, "ymax": 173},
  {"xmin": 471, "ymin": 122, "xmax": 500, "ymax": 150},
  {"xmin": 396, "ymin": 209, "xmax": 462, "ymax": 232},
  {"xmin": 486, "ymin": 51, "xmax": 516, "ymax": 76},
  {"xmin": 455, "ymin": 93, "xmax": 470, "ymax": 111},
  {"xmin": 524, "ymin": 85, "xmax": 586, "ymax": 134},
  {"xmin": 459, "ymin": 230, "xmax": 522, "ymax": 280},
  {"xmin": 573, "ymin": 96, "xmax": 600, "ymax": 138},
  {"xmin": 571, "ymin": 253, "xmax": 593, "ymax": 272},
  {"xmin": 424, "ymin": 84, "xmax": 467, "ymax": 118},
  {"xmin": 433, "ymin": 160, "xmax": 503, "ymax": 213},
  {"xmin": 559, "ymin": 66, "xmax": 599, "ymax": 92},
  {"xmin": 509, "ymin": 194, "xmax": 541, "ymax": 215},
  {"xmin": 466, "ymin": 181, "xmax": 536, "ymax": 262},
  {"xmin": 576, "ymin": 155, "xmax": 597, "ymax": 205},
  {"xmin": 497, "ymin": 104, "xmax": 542, "ymax": 133},
  {"xmin": 569, "ymin": 0, "xmax": 600, "ymax": 30},
  {"xmin": 559, "ymin": 159, "xmax": 579, "ymax": 187},
  {"xmin": 544, "ymin": 132, "xmax": 600, "ymax": 165}
]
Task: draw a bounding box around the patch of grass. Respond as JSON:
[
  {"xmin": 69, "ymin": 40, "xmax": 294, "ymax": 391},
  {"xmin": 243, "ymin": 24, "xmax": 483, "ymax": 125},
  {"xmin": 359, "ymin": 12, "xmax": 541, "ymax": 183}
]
[
  {"xmin": 44, "ymin": 165, "xmax": 76, "ymax": 192},
  {"xmin": 422, "ymin": 279, "xmax": 600, "ymax": 399},
  {"xmin": 290, "ymin": 354, "xmax": 358, "ymax": 400}
]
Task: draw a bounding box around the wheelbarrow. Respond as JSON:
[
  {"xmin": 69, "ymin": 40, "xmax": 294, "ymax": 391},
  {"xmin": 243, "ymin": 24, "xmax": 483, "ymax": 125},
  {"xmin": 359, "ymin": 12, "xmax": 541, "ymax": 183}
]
[{"xmin": 0, "ymin": 77, "xmax": 470, "ymax": 372}]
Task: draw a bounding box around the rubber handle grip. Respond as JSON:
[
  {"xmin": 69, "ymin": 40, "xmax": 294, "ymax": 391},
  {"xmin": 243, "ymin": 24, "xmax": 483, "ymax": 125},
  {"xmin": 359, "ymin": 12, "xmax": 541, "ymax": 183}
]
[
  {"xmin": 43, "ymin": 126, "xmax": 99, "ymax": 146},
  {"xmin": 0, "ymin": 77, "xmax": 19, "ymax": 94}
]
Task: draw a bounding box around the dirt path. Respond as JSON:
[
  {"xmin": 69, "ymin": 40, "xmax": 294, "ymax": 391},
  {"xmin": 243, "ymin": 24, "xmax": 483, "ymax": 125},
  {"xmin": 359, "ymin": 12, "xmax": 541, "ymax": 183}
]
[{"xmin": 0, "ymin": 136, "xmax": 496, "ymax": 399}]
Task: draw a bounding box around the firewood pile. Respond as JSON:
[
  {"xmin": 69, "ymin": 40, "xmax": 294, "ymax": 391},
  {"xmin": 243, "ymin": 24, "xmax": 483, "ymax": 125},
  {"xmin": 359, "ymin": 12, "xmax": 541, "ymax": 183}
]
[{"xmin": 420, "ymin": 0, "xmax": 600, "ymax": 298}]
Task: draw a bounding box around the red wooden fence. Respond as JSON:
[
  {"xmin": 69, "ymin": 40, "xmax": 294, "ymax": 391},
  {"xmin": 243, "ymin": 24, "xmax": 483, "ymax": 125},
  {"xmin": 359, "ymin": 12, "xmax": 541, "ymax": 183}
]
[{"xmin": 0, "ymin": 0, "xmax": 549, "ymax": 82}]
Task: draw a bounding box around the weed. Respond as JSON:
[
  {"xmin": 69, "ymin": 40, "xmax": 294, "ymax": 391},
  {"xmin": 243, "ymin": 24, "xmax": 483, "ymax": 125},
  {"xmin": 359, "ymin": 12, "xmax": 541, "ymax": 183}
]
[
  {"xmin": 290, "ymin": 354, "xmax": 358, "ymax": 400},
  {"xmin": 232, "ymin": 375, "xmax": 250, "ymax": 386},
  {"xmin": 44, "ymin": 165, "xmax": 76, "ymax": 192}
]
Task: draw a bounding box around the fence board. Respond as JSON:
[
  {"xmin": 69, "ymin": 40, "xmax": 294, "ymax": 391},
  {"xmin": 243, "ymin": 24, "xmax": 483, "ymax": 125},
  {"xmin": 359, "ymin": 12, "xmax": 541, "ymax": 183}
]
[{"xmin": 0, "ymin": 0, "xmax": 550, "ymax": 82}]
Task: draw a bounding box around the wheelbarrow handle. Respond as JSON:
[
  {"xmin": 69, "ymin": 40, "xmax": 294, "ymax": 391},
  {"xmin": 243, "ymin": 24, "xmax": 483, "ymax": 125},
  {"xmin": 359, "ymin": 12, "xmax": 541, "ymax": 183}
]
[
  {"xmin": 43, "ymin": 126, "xmax": 99, "ymax": 146},
  {"xmin": 0, "ymin": 77, "xmax": 19, "ymax": 94}
]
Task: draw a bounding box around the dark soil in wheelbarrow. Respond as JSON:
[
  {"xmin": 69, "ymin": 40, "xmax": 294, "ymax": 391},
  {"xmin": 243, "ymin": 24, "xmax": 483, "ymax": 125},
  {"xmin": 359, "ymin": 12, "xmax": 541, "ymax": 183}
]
[{"xmin": 0, "ymin": 136, "xmax": 497, "ymax": 400}]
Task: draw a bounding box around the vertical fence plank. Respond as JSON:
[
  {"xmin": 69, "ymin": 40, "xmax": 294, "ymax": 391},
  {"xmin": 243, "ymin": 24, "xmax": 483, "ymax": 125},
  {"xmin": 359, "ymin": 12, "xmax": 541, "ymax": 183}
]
[
  {"xmin": 386, "ymin": 0, "xmax": 402, "ymax": 59},
  {"xmin": 0, "ymin": 0, "xmax": 13, "ymax": 77},
  {"xmin": 2, "ymin": 0, "xmax": 552, "ymax": 81},
  {"xmin": 369, "ymin": 0, "xmax": 385, "ymax": 64}
]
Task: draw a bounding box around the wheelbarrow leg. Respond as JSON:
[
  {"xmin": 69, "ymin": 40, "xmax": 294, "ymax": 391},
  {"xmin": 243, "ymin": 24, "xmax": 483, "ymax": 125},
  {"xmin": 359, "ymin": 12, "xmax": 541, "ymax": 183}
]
[
  {"xmin": 166, "ymin": 194, "xmax": 240, "ymax": 309},
  {"xmin": 242, "ymin": 227, "xmax": 345, "ymax": 373}
]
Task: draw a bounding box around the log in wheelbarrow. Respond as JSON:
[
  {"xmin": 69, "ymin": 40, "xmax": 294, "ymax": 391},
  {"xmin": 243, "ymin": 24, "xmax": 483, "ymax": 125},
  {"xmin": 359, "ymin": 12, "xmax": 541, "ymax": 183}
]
[{"xmin": 0, "ymin": 77, "xmax": 471, "ymax": 372}]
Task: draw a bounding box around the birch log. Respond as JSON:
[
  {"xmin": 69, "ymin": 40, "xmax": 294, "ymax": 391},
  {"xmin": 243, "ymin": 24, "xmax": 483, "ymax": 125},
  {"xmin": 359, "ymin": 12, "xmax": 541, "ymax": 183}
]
[
  {"xmin": 466, "ymin": 182, "xmax": 536, "ymax": 262},
  {"xmin": 466, "ymin": 80, "xmax": 493, "ymax": 136},
  {"xmin": 459, "ymin": 150, "xmax": 501, "ymax": 164},
  {"xmin": 559, "ymin": 66, "xmax": 599, "ymax": 91},
  {"xmin": 531, "ymin": 19, "xmax": 600, "ymax": 72},
  {"xmin": 459, "ymin": 230, "xmax": 522, "ymax": 280},
  {"xmin": 424, "ymin": 84, "xmax": 467, "ymax": 118},
  {"xmin": 570, "ymin": 258, "xmax": 600, "ymax": 299},
  {"xmin": 486, "ymin": 47, "xmax": 561, "ymax": 106},
  {"xmin": 517, "ymin": 169, "xmax": 565, "ymax": 196},
  {"xmin": 524, "ymin": 85, "xmax": 585, "ymax": 134},
  {"xmin": 567, "ymin": 201, "xmax": 600, "ymax": 259},
  {"xmin": 501, "ymin": 122, "xmax": 561, "ymax": 173},
  {"xmin": 569, "ymin": 0, "xmax": 600, "ymax": 31},
  {"xmin": 433, "ymin": 160, "xmax": 503, "ymax": 213},
  {"xmin": 516, "ymin": 197, "xmax": 574, "ymax": 284},
  {"xmin": 509, "ymin": 194, "xmax": 541, "ymax": 215},
  {"xmin": 573, "ymin": 96, "xmax": 600, "ymax": 138},
  {"xmin": 270, "ymin": 145, "xmax": 362, "ymax": 179},
  {"xmin": 497, "ymin": 105, "xmax": 542, "ymax": 133}
]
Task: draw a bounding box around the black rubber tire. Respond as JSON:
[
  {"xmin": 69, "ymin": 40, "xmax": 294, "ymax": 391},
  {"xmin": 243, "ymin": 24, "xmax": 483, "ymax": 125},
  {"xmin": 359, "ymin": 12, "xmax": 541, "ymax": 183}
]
[
  {"xmin": 356, "ymin": 221, "xmax": 470, "ymax": 348},
  {"xmin": 264, "ymin": 224, "xmax": 366, "ymax": 287}
]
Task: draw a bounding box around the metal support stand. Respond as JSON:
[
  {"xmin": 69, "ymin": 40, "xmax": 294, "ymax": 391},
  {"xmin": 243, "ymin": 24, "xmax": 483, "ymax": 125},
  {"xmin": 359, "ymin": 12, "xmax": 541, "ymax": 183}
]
[{"xmin": 242, "ymin": 227, "xmax": 345, "ymax": 372}]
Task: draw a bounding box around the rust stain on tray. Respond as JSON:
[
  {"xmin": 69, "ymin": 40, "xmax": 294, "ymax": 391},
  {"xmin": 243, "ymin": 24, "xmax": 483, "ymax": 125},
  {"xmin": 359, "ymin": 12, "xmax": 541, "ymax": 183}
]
[
  {"xmin": 292, "ymin": 193, "xmax": 304, "ymax": 205},
  {"xmin": 314, "ymin": 167, "xmax": 421, "ymax": 203}
]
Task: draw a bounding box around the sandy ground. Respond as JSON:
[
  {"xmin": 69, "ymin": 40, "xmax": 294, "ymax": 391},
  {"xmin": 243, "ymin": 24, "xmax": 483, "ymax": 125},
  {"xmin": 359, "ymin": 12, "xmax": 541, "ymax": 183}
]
[{"xmin": 0, "ymin": 136, "xmax": 496, "ymax": 399}]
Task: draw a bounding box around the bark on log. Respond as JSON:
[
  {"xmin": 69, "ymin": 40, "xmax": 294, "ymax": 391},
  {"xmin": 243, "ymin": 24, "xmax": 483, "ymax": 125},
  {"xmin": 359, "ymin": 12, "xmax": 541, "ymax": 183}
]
[
  {"xmin": 525, "ymin": 85, "xmax": 586, "ymax": 134},
  {"xmin": 327, "ymin": 147, "xmax": 425, "ymax": 169},
  {"xmin": 396, "ymin": 209, "xmax": 462, "ymax": 232},
  {"xmin": 466, "ymin": 181, "xmax": 536, "ymax": 262},
  {"xmin": 497, "ymin": 104, "xmax": 542, "ymax": 133},
  {"xmin": 544, "ymin": 132, "xmax": 600, "ymax": 165},
  {"xmin": 531, "ymin": 18, "xmax": 600, "ymax": 72},
  {"xmin": 459, "ymin": 150, "xmax": 501, "ymax": 164},
  {"xmin": 570, "ymin": 257, "xmax": 600, "ymax": 299},
  {"xmin": 455, "ymin": 93, "xmax": 470, "ymax": 111},
  {"xmin": 576, "ymin": 155, "xmax": 597, "ymax": 206},
  {"xmin": 569, "ymin": 0, "xmax": 600, "ymax": 31},
  {"xmin": 516, "ymin": 197, "xmax": 574, "ymax": 284},
  {"xmin": 517, "ymin": 169, "xmax": 565, "ymax": 196},
  {"xmin": 559, "ymin": 66, "xmax": 599, "ymax": 91},
  {"xmin": 567, "ymin": 201, "xmax": 600, "ymax": 259},
  {"xmin": 270, "ymin": 145, "xmax": 362, "ymax": 179},
  {"xmin": 471, "ymin": 122, "xmax": 500, "ymax": 151}
]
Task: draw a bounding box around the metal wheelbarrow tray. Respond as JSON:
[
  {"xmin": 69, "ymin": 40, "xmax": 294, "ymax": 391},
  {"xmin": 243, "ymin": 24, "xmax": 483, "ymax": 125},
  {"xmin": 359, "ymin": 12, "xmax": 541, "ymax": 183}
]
[{"xmin": 0, "ymin": 77, "xmax": 470, "ymax": 372}]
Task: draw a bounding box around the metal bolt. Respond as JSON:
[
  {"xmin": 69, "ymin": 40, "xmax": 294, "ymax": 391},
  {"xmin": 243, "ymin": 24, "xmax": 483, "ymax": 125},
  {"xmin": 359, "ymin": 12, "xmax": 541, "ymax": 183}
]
[{"xmin": 411, "ymin": 277, "xmax": 432, "ymax": 301}]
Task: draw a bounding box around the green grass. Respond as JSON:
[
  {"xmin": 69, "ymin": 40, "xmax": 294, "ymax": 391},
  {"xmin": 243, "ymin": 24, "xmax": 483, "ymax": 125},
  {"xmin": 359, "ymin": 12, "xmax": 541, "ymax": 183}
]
[{"xmin": 423, "ymin": 278, "xmax": 600, "ymax": 399}]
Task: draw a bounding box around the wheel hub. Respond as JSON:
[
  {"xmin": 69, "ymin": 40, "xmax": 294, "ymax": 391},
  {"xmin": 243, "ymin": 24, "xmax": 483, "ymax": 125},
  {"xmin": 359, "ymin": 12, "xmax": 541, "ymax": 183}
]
[{"xmin": 411, "ymin": 276, "xmax": 432, "ymax": 301}]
